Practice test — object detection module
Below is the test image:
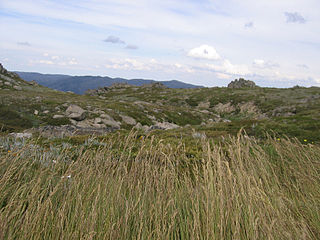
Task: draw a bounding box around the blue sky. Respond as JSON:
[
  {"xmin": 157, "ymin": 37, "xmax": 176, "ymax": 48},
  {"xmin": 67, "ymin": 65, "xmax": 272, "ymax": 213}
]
[{"xmin": 0, "ymin": 0, "xmax": 319, "ymax": 87}]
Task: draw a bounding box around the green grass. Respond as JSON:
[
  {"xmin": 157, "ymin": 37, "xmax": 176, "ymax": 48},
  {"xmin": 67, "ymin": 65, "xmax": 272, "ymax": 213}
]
[
  {"xmin": 0, "ymin": 132, "xmax": 319, "ymax": 239},
  {"xmin": 0, "ymin": 105, "xmax": 33, "ymax": 131}
]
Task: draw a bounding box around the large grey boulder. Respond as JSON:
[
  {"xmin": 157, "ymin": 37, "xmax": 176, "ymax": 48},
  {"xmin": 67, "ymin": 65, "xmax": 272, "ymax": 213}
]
[
  {"xmin": 101, "ymin": 118, "xmax": 121, "ymax": 129},
  {"xmin": 120, "ymin": 115, "xmax": 137, "ymax": 125},
  {"xmin": 99, "ymin": 114, "xmax": 121, "ymax": 129},
  {"xmin": 66, "ymin": 104, "xmax": 86, "ymax": 121}
]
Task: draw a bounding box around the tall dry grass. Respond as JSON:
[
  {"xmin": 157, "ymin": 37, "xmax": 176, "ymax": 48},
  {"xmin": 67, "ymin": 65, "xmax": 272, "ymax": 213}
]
[{"xmin": 0, "ymin": 132, "xmax": 319, "ymax": 239}]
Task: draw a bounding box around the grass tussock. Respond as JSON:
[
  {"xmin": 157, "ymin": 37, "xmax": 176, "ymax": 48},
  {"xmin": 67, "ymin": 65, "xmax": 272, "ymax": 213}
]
[{"xmin": 0, "ymin": 132, "xmax": 320, "ymax": 239}]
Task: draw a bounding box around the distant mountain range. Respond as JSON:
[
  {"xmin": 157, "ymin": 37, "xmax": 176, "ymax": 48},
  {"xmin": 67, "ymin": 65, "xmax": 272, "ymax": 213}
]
[{"xmin": 15, "ymin": 72, "xmax": 203, "ymax": 94}]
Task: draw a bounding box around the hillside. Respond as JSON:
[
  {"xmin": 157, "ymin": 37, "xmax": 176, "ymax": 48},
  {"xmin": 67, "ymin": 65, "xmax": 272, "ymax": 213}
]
[
  {"xmin": 1, "ymin": 64, "xmax": 320, "ymax": 143},
  {"xmin": 15, "ymin": 71, "xmax": 203, "ymax": 94},
  {"xmin": 1, "ymin": 63, "xmax": 320, "ymax": 239}
]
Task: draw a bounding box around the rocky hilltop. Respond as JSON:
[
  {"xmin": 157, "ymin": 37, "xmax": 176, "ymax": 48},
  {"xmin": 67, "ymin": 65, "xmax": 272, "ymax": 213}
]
[
  {"xmin": 228, "ymin": 78, "xmax": 257, "ymax": 88},
  {"xmin": 0, "ymin": 63, "xmax": 32, "ymax": 90}
]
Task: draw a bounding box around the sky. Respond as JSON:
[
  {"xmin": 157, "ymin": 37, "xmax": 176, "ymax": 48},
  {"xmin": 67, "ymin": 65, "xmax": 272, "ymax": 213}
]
[{"xmin": 0, "ymin": 0, "xmax": 320, "ymax": 87}]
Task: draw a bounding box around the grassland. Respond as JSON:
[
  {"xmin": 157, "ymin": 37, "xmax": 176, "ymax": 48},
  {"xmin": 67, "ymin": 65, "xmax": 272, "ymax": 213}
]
[
  {"xmin": 0, "ymin": 132, "xmax": 319, "ymax": 239},
  {"xmin": 1, "ymin": 68, "xmax": 320, "ymax": 239}
]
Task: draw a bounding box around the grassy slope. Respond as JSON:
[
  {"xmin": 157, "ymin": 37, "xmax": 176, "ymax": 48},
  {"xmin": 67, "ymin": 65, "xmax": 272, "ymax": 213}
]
[
  {"xmin": 2, "ymin": 79, "xmax": 319, "ymax": 143},
  {"xmin": 1, "ymin": 69, "xmax": 320, "ymax": 239},
  {"xmin": 0, "ymin": 133, "xmax": 319, "ymax": 239}
]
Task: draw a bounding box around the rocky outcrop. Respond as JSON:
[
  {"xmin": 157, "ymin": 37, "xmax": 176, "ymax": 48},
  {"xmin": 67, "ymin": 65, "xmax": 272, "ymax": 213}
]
[
  {"xmin": 109, "ymin": 83, "xmax": 133, "ymax": 89},
  {"xmin": 33, "ymin": 125, "xmax": 115, "ymax": 138},
  {"xmin": 150, "ymin": 122, "xmax": 179, "ymax": 130},
  {"xmin": 213, "ymin": 102, "xmax": 236, "ymax": 114},
  {"xmin": 29, "ymin": 80, "xmax": 39, "ymax": 86},
  {"xmin": 228, "ymin": 78, "xmax": 256, "ymax": 88},
  {"xmin": 272, "ymin": 106, "xmax": 296, "ymax": 117},
  {"xmin": 85, "ymin": 83, "xmax": 133, "ymax": 96},
  {"xmin": 142, "ymin": 82, "xmax": 167, "ymax": 89},
  {"xmin": 134, "ymin": 121, "xmax": 180, "ymax": 132},
  {"xmin": 0, "ymin": 63, "xmax": 29, "ymax": 86},
  {"xmin": 65, "ymin": 105, "xmax": 86, "ymax": 121}
]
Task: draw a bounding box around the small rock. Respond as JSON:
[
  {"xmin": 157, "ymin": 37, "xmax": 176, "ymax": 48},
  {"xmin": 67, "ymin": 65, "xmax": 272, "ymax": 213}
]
[
  {"xmin": 4, "ymin": 82, "xmax": 12, "ymax": 86},
  {"xmin": 70, "ymin": 119, "xmax": 78, "ymax": 125},
  {"xmin": 13, "ymin": 85, "xmax": 22, "ymax": 91},
  {"xmin": 192, "ymin": 132, "xmax": 206, "ymax": 139},
  {"xmin": 92, "ymin": 123, "xmax": 107, "ymax": 128},
  {"xmin": 222, "ymin": 119, "xmax": 231, "ymax": 123},
  {"xmin": 151, "ymin": 122, "xmax": 179, "ymax": 130},
  {"xmin": 76, "ymin": 120, "xmax": 93, "ymax": 128},
  {"xmin": 53, "ymin": 114, "xmax": 65, "ymax": 119},
  {"xmin": 34, "ymin": 110, "xmax": 39, "ymax": 115},
  {"xmin": 43, "ymin": 110, "xmax": 50, "ymax": 114},
  {"xmin": 9, "ymin": 133, "xmax": 32, "ymax": 139},
  {"xmin": 142, "ymin": 125, "xmax": 151, "ymax": 132},
  {"xmin": 199, "ymin": 110, "xmax": 210, "ymax": 114},
  {"xmin": 100, "ymin": 113, "xmax": 113, "ymax": 120},
  {"xmin": 120, "ymin": 115, "xmax": 137, "ymax": 125},
  {"xmin": 94, "ymin": 118, "xmax": 102, "ymax": 124},
  {"xmin": 101, "ymin": 119, "xmax": 121, "ymax": 129},
  {"xmin": 134, "ymin": 122, "xmax": 143, "ymax": 129},
  {"xmin": 29, "ymin": 80, "xmax": 39, "ymax": 86}
]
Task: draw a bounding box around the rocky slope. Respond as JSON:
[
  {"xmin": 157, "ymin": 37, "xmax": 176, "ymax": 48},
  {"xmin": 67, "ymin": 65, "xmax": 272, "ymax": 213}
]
[{"xmin": 1, "ymin": 63, "xmax": 320, "ymax": 142}]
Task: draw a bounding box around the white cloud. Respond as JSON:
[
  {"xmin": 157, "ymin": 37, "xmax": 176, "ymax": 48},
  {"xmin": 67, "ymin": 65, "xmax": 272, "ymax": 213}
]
[
  {"xmin": 253, "ymin": 59, "xmax": 265, "ymax": 66},
  {"xmin": 188, "ymin": 45, "xmax": 221, "ymax": 60},
  {"xmin": 253, "ymin": 59, "xmax": 279, "ymax": 69},
  {"xmin": 68, "ymin": 58, "xmax": 78, "ymax": 65},
  {"xmin": 105, "ymin": 58, "xmax": 148, "ymax": 71},
  {"xmin": 216, "ymin": 72, "xmax": 231, "ymax": 79},
  {"xmin": 39, "ymin": 60, "xmax": 54, "ymax": 65},
  {"xmin": 104, "ymin": 58, "xmax": 196, "ymax": 74},
  {"xmin": 206, "ymin": 60, "xmax": 251, "ymax": 76}
]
